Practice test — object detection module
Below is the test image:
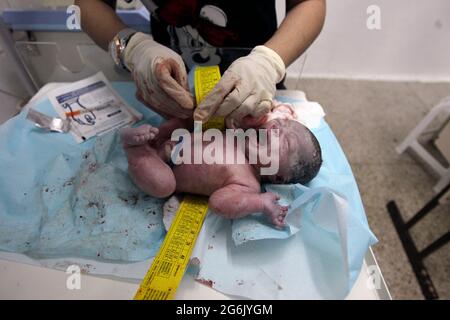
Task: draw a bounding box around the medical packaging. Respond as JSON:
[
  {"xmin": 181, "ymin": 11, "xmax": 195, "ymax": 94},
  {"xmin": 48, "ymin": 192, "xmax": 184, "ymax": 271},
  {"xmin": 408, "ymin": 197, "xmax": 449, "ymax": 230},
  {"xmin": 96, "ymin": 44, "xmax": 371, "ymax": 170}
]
[{"xmin": 47, "ymin": 72, "xmax": 142, "ymax": 143}]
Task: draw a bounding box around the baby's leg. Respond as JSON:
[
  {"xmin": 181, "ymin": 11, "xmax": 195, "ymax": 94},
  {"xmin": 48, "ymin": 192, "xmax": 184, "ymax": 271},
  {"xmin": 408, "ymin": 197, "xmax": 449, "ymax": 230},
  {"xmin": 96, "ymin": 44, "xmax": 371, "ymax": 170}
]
[
  {"xmin": 121, "ymin": 124, "xmax": 159, "ymax": 147},
  {"xmin": 121, "ymin": 125, "xmax": 175, "ymax": 198},
  {"xmin": 209, "ymin": 184, "xmax": 288, "ymax": 228}
]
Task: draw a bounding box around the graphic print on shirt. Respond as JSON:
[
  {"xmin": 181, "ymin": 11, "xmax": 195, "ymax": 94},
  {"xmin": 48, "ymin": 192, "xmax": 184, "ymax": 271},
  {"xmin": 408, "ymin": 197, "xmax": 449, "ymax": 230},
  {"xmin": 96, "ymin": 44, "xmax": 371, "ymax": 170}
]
[
  {"xmin": 169, "ymin": 5, "xmax": 227, "ymax": 68},
  {"xmin": 143, "ymin": 0, "xmax": 277, "ymax": 70}
]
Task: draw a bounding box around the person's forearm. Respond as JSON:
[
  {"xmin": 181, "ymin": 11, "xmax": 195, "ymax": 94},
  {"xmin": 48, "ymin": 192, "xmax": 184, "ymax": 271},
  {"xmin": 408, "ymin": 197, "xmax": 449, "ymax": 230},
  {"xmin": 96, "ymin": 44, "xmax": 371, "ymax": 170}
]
[
  {"xmin": 75, "ymin": 0, "xmax": 127, "ymax": 50},
  {"xmin": 265, "ymin": 0, "xmax": 326, "ymax": 66}
]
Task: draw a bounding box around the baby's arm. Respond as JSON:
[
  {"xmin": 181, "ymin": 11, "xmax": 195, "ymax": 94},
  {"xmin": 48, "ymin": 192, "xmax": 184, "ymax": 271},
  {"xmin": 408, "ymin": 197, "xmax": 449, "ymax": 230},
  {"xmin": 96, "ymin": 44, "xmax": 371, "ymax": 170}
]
[{"xmin": 209, "ymin": 184, "xmax": 288, "ymax": 228}]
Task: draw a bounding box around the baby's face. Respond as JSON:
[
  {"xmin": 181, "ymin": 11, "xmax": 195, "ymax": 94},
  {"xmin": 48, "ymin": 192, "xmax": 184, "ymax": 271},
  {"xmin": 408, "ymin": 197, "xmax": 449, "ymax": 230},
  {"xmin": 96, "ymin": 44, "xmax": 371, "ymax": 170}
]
[{"xmin": 257, "ymin": 119, "xmax": 306, "ymax": 183}]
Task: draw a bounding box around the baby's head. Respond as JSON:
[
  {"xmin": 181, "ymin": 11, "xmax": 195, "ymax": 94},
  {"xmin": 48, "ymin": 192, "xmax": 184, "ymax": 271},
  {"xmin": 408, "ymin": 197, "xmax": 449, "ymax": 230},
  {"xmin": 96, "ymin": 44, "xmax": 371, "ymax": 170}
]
[{"xmin": 257, "ymin": 118, "xmax": 322, "ymax": 185}]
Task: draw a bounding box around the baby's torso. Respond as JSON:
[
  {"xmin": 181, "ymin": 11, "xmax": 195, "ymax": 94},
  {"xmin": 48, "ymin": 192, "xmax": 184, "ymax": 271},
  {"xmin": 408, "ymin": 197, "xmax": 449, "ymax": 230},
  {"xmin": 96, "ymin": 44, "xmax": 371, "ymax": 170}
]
[{"xmin": 162, "ymin": 134, "xmax": 260, "ymax": 196}]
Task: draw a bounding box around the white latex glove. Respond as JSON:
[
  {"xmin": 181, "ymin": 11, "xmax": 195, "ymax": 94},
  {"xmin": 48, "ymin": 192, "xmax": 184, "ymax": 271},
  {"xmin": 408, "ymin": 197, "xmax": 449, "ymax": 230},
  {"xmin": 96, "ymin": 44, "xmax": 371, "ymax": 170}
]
[
  {"xmin": 193, "ymin": 45, "xmax": 285, "ymax": 125},
  {"xmin": 124, "ymin": 32, "xmax": 194, "ymax": 119}
]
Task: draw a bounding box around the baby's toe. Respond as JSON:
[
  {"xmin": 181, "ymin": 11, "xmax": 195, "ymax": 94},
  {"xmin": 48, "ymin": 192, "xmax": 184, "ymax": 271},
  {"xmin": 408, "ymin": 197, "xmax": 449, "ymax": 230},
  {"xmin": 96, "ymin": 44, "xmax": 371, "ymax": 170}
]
[
  {"xmin": 278, "ymin": 210, "xmax": 287, "ymax": 223},
  {"xmin": 278, "ymin": 220, "xmax": 287, "ymax": 228},
  {"xmin": 139, "ymin": 124, "xmax": 153, "ymax": 132},
  {"xmin": 274, "ymin": 220, "xmax": 285, "ymax": 229},
  {"xmin": 136, "ymin": 134, "xmax": 148, "ymax": 143},
  {"xmin": 144, "ymin": 132, "xmax": 153, "ymax": 140},
  {"xmin": 272, "ymin": 215, "xmax": 286, "ymax": 228}
]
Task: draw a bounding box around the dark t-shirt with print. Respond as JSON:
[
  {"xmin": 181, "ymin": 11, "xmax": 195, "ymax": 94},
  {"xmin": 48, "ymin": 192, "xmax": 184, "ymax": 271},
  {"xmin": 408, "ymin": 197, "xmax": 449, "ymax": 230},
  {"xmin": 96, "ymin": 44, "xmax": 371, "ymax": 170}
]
[
  {"xmin": 104, "ymin": 0, "xmax": 278, "ymax": 72},
  {"xmin": 145, "ymin": 0, "xmax": 278, "ymax": 72}
]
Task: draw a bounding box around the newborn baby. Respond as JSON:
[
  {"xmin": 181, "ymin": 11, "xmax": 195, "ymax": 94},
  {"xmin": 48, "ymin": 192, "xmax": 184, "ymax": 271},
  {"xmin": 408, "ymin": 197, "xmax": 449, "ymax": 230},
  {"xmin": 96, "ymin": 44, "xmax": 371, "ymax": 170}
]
[{"xmin": 121, "ymin": 106, "xmax": 322, "ymax": 228}]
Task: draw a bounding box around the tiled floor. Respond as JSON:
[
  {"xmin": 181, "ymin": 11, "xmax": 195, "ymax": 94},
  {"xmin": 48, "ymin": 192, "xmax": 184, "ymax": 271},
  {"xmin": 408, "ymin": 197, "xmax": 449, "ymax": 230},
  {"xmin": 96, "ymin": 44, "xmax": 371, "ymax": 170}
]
[
  {"xmin": 286, "ymin": 78, "xmax": 450, "ymax": 300},
  {"xmin": 0, "ymin": 76, "xmax": 449, "ymax": 299}
]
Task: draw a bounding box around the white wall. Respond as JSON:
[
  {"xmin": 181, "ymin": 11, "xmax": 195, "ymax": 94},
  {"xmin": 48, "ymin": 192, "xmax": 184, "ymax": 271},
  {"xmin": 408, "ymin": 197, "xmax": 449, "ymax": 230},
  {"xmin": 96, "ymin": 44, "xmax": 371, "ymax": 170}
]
[{"xmin": 284, "ymin": 0, "xmax": 450, "ymax": 82}]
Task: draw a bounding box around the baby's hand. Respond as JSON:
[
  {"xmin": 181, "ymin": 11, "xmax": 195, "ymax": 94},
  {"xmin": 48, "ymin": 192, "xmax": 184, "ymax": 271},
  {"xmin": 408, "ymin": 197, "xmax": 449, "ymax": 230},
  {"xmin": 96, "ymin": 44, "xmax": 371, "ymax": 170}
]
[
  {"xmin": 121, "ymin": 124, "xmax": 159, "ymax": 146},
  {"xmin": 261, "ymin": 192, "xmax": 288, "ymax": 229}
]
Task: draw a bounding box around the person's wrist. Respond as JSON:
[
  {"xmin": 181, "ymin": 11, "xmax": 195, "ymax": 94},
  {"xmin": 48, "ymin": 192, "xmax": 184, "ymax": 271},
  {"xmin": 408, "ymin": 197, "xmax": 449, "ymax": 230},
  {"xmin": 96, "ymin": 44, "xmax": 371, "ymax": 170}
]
[
  {"xmin": 252, "ymin": 45, "xmax": 286, "ymax": 83},
  {"xmin": 123, "ymin": 32, "xmax": 160, "ymax": 72},
  {"xmin": 109, "ymin": 28, "xmax": 138, "ymax": 71}
]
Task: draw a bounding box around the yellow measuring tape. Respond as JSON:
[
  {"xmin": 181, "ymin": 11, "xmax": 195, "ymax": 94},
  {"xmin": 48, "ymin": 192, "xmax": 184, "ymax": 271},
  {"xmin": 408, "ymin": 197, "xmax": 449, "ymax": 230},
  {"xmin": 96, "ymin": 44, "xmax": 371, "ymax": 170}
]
[
  {"xmin": 134, "ymin": 195, "xmax": 209, "ymax": 300},
  {"xmin": 194, "ymin": 65, "xmax": 225, "ymax": 131},
  {"xmin": 134, "ymin": 66, "xmax": 222, "ymax": 300}
]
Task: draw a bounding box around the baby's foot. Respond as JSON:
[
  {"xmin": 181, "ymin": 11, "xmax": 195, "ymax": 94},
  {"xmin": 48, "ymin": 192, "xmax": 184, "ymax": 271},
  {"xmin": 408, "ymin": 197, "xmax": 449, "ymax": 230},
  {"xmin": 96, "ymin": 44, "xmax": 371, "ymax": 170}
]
[
  {"xmin": 121, "ymin": 124, "xmax": 159, "ymax": 146},
  {"xmin": 261, "ymin": 192, "xmax": 288, "ymax": 229}
]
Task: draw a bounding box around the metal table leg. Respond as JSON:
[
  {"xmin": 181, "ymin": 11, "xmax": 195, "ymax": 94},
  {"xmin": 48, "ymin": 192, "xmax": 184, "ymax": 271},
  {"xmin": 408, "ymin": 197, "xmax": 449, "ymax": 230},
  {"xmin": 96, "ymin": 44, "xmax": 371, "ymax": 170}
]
[{"xmin": 387, "ymin": 182, "xmax": 450, "ymax": 299}]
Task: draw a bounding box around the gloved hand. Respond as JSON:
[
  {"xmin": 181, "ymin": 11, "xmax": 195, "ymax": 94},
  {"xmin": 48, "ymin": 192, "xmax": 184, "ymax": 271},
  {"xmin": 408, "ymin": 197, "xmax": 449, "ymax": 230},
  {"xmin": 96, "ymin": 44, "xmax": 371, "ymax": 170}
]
[
  {"xmin": 124, "ymin": 32, "xmax": 194, "ymax": 119},
  {"xmin": 193, "ymin": 46, "xmax": 285, "ymax": 125}
]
